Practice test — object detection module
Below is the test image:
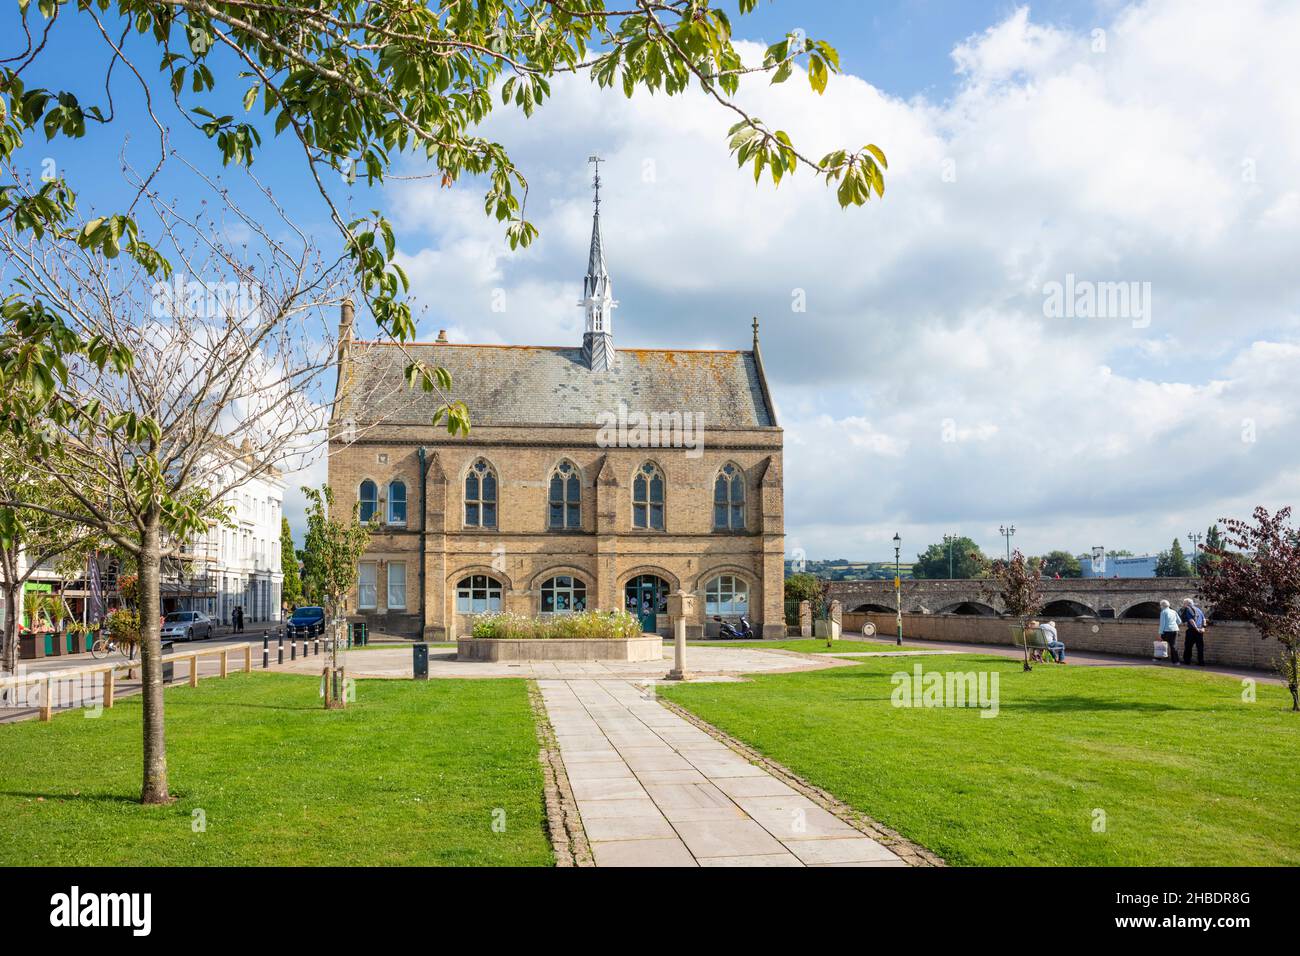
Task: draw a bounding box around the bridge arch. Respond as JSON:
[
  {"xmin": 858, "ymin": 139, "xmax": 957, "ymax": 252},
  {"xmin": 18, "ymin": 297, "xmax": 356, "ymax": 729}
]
[
  {"xmin": 1119, "ymin": 600, "xmax": 1163, "ymax": 619},
  {"xmin": 936, "ymin": 601, "xmax": 998, "ymax": 616},
  {"xmin": 1039, "ymin": 599, "xmax": 1096, "ymax": 618},
  {"xmin": 852, "ymin": 602, "xmax": 895, "ymax": 613}
]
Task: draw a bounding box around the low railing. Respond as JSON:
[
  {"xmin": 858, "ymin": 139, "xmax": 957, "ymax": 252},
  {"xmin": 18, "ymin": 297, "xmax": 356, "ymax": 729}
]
[{"xmin": 0, "ymin": 642, "xmax": 255, "ymax": 722}]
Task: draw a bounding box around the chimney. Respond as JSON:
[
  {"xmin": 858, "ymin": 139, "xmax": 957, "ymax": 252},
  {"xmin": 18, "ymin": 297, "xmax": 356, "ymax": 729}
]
[{"xmin": 436, "ymin": 329, "xmax": 448, "ymax": 343}]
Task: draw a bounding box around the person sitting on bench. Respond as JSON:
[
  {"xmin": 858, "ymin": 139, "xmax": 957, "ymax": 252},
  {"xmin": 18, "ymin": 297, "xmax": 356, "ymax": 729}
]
[{"xmin": 1040, "ymin": 620, "xmax": 1065, "ymax": 663}]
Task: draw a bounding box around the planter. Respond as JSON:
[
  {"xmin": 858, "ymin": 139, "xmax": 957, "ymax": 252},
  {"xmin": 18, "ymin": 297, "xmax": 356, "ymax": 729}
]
[
  {"xmin": 457, "ymin": 635, "xmax": 664, "ymax": 663},
  {"xmin": 18, "ymin": 632, "xmax": 40, "ymax": 660}
]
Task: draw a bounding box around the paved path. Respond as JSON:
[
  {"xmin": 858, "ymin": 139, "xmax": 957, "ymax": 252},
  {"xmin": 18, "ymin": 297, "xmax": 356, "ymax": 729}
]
[
  {"xmin": 539, "ymin": 678, "xmax": 905, "ymax": 867},
  {"xmin": 275, "ymin": 644, "xmax": 852, "ymax": 681}
]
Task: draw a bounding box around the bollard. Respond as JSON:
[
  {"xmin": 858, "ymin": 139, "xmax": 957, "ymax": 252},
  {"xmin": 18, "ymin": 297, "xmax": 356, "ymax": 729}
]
[
  {"xmin": 290, "ymin": 635, "xmax": 296, "ymax": 661},
  {"xmin": 278, "ymin": 629, "xmax": 284, "ymax": 665},
  {"xmin": 263, "ymin": 634, "xmax": 269, "ymax": 669}
]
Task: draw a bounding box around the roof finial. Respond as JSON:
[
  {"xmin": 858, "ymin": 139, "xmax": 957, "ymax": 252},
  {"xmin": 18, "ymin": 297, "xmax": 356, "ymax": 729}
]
[
  {"xmin": 588, "ymin": 154, "xmax": 603, "ymax": 211},
  {"xmin": 752, "ymin": 315, "xmax": 760, "ymax": 347}
]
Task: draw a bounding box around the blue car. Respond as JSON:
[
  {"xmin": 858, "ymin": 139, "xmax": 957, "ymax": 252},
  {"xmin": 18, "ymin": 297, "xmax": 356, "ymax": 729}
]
[{"xmin": 287, "ymin": 606, "xmax": 326, "ymax": 639}]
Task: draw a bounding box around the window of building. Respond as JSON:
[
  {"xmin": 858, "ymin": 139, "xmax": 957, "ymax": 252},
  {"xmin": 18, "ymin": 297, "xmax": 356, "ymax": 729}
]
[
  {"xmin": 456, "ymin": 575, "xmax": 503, "ymax": 614},
  {"xmin": 713, "ymin": 463, "xmax": 746, "ymax": 530},
  {"xmin": 705, "ymin": 574, "xmax": 749, "ymax": 617},
  {"xmin": 358, "ymin": 561, "xmax": 377, "ymax": 609},
  {"xmin": 632, "ymin": 462, "xmax": 664, "ymax": 530},
  {"xmin": 388, "ymin": 480, "xmax": 407, "ymax": 525},
  {"xmin": 465, "ymin": 458, "xmax": 497, "ymax": 528},
  {"xmin": 541, "ymin": 576, "xmax": 586, "ymax": 614},
  {"xmin": 359, "ymin": 480, "xmax": 378, "ymax": 523},
  {"xmin": 548, "ymin": 460, "xmax": 581, "ymax": 529},
  {"xmin": 387, "ymin": 562, "xmax": 406, "ymax": 609}
]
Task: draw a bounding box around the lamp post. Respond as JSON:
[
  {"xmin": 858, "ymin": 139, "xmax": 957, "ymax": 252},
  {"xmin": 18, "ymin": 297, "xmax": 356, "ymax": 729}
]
[
  {"xmin": 943, "ymin": 533, "xmax": 957, "ymax": 579},
  {"xmin": 1187, "ymin": 531, "xmax": 1203, "ymax": 576},
  {"xmin": 893, "ymin": 532, "xmax": 902, "ymax": 646},
  {"xmin": 999, "ymin": 524, "xmax": 1016, "ymax": 560}
]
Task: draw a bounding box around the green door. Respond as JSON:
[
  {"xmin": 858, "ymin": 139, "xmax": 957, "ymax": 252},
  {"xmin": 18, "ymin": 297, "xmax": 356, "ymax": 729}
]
[{"xmin": 637, "ymin": 581, "xmax": 657, "ymax": 634}]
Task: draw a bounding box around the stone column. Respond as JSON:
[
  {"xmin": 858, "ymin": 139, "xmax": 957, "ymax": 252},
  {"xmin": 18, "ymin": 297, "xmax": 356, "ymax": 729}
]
[
  {"xmin": 666, "ymin": 590, "xmax": 695, "ymax": 681},
  {"xmin": 829, "ymin": 599, "xmax": 843, "ymax": 642},
  {"xmin": 799, "ymin": 599, "xmax": 812, "ymax": 638}
]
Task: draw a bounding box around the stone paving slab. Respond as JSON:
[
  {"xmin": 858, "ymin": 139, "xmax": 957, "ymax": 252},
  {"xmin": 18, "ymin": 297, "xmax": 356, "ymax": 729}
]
[{"xmin": 538, "ymin": 678, "xmax": 906, "ymax": 869}]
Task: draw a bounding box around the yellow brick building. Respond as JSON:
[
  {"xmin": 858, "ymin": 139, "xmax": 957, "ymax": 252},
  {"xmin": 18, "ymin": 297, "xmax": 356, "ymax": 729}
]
[{"xmin": 327, "ymin": 171, "xmax": 784, "ymax": 640}]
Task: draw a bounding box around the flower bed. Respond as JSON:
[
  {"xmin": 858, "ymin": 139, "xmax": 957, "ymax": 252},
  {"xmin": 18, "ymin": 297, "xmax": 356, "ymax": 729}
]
[
  {"xmin": 469, "ymin": 609, "xmax": 642, "ymax": 640},
  {"xmin": 459, "ymin": 610, "xmax": 660, "ymax": 663}
]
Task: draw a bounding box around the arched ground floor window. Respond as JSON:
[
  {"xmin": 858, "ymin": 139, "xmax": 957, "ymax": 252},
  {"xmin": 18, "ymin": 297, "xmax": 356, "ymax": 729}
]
[
  {"xmin": 541, "ymin": 575, "xmax": 587, "ymax": 614},
  {"xmin": 456, "ymin": 575, "xmax": 503, "ymax": 614},
  {"xmin": 704, "ymin": 574, "xmax": 749, "ymax": 617}
]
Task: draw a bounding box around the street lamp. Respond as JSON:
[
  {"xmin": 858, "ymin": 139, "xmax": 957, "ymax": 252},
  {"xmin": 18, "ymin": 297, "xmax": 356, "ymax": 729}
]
[
  {"xmin": 1187, "ymin": 531, "xmax": 1203, "ymax": 576},
  {"xmin": 999, "ymin": 524, "xmax": 1016, "ymax": 560},
  {"xmin": 943, "ymin": 533, "xmax": 957, "ymax": 579},
  {"xmin": 893, "ymin": 532, "xmax": 902, "ymax": 646}
]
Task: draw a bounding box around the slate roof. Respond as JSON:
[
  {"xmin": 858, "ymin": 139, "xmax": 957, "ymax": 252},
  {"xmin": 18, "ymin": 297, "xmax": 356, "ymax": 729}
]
[{"xmin": 336, "ymin": 342, "xmax": 777, "ymax": 428}]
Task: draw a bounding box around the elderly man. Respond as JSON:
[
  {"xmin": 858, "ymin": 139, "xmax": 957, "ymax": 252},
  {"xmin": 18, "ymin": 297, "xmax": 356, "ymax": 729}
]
[
  {"xmin": 1179, "ymin": 597, "xmax": 1208, "ymax": 666},
  {"xmin": 1157, "ymin": 600, "xmax": 1180, "ymax": 664}
]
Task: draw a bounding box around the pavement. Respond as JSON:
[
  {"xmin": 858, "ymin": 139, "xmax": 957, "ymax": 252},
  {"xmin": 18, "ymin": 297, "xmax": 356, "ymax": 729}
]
[
  {"xmin": 540, "ymin": 678, "xmax": 905, "ymax": 867},
  {"xmin": 272, "ymin": 642, "xmax": 854, "ymax": 681}
]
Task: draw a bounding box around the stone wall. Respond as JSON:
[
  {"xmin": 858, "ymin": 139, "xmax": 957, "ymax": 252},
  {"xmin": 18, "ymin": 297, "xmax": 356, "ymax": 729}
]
[{"xmin": 844, "ymin": 611, "xmax": 1280, "ymax": 671}]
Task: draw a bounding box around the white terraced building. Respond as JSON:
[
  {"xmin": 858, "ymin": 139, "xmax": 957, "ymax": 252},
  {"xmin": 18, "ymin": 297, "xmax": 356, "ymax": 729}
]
[{"xmin": 173, "ymin": 461, "xmax": 286, "ymax": 625}]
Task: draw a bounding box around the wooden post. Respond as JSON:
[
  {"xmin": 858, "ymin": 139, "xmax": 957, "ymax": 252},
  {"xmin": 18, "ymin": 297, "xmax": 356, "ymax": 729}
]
[
  {"xmin": 243, "ymin": 643, "xmax": 252, "ymax": 673},
  {"xmin": 40, "ymin": 675, "xmax": 52, "ymax": 722},
  {"xmin": 220, "ymin": 648, "xmax": 229, "ymax": 678},
  {"xmin": 189, "ymin": 653, "xmax": 199, "ymax": 687},
  {"xmin": 104, "ymin": 667, "xmax": 115, "ymax": 709}
]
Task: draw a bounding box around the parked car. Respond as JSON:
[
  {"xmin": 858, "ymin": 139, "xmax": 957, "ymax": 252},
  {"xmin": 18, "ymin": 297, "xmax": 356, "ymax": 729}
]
[
  {"xmin": 162, "ymin": 610, "xmax": 215, "ymax": 642},
  {"xmin": 287, "ymin": 606, "xmax": 326, "ymax": 639}
]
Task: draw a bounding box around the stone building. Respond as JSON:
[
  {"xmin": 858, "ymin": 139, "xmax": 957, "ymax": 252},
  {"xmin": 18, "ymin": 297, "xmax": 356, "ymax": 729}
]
[{"xmin": 327, "ymin": 171, "xmax": 784, "ymax": 640}]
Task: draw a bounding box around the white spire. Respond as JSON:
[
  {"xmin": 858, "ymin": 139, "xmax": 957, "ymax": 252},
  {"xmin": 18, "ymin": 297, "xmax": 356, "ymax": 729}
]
[{"xmin": 581, "ymin": 154, "xmax": 616, "ymax": 371}]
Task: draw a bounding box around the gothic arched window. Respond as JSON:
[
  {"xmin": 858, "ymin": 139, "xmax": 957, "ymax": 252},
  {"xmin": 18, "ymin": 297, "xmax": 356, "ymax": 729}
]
[
  {"xmin": 548, "ymin": 461, "xmax": 582, "ymax": 529},
  {"xmin": 632, "ymin": 462, "xmax": 664, "ymax": 530},
  {"xmin": 358, "ymin": 480, "xmax": 378, "ymax": 523},
  {"xmin": 387, "ymin": 480, "xmax": 407, "ymax": 525},
  {"xmin": 465, "ymin": 458, "xmax": 498, "ymax": 528},
  {"xmin": 713, "ymin": 463, "xmax": 745, "ymax": 530}
]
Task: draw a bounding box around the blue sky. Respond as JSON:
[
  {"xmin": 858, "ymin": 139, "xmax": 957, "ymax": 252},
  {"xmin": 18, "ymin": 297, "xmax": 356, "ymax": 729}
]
[{"xmin": 4, "ymin": 2, "xmax": 1299, "ymax": 561}]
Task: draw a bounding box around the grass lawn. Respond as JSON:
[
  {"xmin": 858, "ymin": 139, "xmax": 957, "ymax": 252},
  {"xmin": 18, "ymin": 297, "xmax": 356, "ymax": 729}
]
[
  {"xmin": 659, "ymin": 655, "xmax": 1300, "ymax": 866},
  {"xmin": 685, "ymin": 638, "xmax": 926, "ymax": 654},
  {"xmin": 0, "ymin": 673, "xmax": 552, "ymax": 866}
]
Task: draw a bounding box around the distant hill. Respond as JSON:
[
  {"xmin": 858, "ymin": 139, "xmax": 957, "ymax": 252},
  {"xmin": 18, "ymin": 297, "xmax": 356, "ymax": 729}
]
[{"xmin": 785, "ymin": 559, "xmax": 914, "ymax": 581}]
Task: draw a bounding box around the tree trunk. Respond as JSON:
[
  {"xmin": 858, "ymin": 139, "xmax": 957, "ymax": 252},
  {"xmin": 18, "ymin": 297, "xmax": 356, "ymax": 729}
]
[
  {"xmin": 1, "ymin": 581, "xmax": 19, "ymax": 676},
  {"xmin": 1288, "ymin": 646, "xmax": 1299, "ymax": 713},
  {"xmin": 138, "ymin": 507, "xmax": 171, "ymax": 804}
]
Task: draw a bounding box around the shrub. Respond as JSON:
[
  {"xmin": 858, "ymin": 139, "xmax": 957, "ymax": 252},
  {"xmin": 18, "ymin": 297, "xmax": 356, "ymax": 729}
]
[{"xmin": 470, "ymin": 609, "xmax": 642, "ymax": 640}]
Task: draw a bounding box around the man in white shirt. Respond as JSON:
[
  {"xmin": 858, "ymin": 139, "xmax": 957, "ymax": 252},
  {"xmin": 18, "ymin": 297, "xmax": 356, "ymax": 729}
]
[
  {"xmin": 1041, "ymin": 620, "xmax": 1065, "ymax": 663},
  {"xmin": 1158, "ymin": 599, "xmax": 1180, "ymax": 664}
]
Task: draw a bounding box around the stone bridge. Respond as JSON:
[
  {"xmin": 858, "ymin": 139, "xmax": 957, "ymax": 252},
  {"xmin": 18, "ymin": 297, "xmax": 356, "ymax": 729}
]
[{"xmin": 826, "ymin": 577, "xmax": 1202, "ymax": 620}]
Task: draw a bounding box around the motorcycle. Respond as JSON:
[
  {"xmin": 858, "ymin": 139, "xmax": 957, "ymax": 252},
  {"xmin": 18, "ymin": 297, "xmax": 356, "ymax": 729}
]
[{"xmin": 713, "ymin": 615, "xmax": 754, "ymax": 640}]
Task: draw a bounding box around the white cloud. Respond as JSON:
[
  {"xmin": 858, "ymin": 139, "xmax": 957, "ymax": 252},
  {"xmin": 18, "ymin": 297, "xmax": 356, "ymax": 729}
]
[{"xmin": 381, "ymin": 0, "xmax": 1300, "ymax": 559}]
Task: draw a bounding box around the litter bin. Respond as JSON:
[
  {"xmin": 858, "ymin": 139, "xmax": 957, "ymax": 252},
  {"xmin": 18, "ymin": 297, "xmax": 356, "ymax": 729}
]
[
  {"xmin": 161, "ymin": 641, "xmax": 174, "ymax": 684},
  {"xmin": 413, "ymin": 642, "xmax": 428, "ymax": 680}
]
